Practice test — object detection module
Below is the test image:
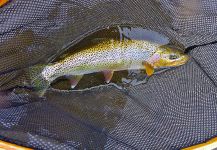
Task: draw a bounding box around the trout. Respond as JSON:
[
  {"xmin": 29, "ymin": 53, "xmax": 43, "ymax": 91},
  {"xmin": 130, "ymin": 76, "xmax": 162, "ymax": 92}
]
[{"xmin": 29, "ymin": 39, "xmax": 189, "ymax": 96}]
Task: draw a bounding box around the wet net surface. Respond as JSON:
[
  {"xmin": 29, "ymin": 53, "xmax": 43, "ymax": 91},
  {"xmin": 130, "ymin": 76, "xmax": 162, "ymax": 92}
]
[{"xmin": 0, "ymin": 0, "xmax": 217, "ymax": 149}]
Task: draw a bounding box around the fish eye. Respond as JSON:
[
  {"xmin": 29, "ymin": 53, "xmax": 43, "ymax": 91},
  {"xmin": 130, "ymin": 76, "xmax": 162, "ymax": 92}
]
[{"xmin": 169, "ymin": 54, "xmax": 178, "ymax": 60}]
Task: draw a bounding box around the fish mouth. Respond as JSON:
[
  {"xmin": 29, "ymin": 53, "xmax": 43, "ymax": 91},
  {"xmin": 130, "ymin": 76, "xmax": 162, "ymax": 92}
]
[
  {"xmin": 171, "ymin": 55, "xmax": 190, "ymax": 66},
  {"xmin": 153, "ymin": 55, "xmax": 190, "ymax": 68},
  {"xmin": 180, "ymin": 55, "xmax": 190, "ymax": 64}
]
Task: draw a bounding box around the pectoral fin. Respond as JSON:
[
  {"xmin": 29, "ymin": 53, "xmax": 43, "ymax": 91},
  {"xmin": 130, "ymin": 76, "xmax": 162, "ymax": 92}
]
[
  {"xmin": 68, "ymin": 75, "xmax": 83, "ymax": 89},
  {"xmin": 103, "ymin": 70, "xmax": 114, "ymax": 83},
  {"xmin": 143, "ymin": 62, "xmax": 154, "ymax": 76}
]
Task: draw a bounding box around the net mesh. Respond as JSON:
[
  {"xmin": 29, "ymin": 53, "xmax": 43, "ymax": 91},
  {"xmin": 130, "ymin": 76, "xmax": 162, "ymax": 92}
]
[{"xmin": 0, "ymin": 0, "xmax": 217, "ymax": 149}]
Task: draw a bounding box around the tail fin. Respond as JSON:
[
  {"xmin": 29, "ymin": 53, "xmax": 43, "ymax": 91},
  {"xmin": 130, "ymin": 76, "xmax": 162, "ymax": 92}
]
[{"xmin": 27, "ymin": 64, "xmax": 51, "ymax": 97}]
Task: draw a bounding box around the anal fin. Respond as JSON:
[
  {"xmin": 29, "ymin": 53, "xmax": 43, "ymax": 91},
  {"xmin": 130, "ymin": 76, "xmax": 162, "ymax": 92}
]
[
  {"xmin": 68, "ymin": 75, "xmax": 83, "ymax": 89},
  {"xmin": 143, "ymin": 62, "xmax": 154, "ymax": 76},
  {"xmin": 103, "ymin": 70, "xmax": 114, "ymax": 83}
]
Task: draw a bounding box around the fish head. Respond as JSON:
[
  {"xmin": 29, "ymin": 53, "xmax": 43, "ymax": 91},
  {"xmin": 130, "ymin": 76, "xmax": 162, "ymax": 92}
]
[{"xmin": 152, "ymin": 45, "xmax": 189, "ymax": 68}]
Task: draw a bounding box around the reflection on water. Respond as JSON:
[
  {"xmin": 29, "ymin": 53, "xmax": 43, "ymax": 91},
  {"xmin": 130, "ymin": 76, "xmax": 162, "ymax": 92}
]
[
  {"xmin": 51, "ymin": 26, "xmax": 170, "ymax": 91},
  {"xmin": 117, "ymin": 26, "xmax": 169, "ymax": 44}
]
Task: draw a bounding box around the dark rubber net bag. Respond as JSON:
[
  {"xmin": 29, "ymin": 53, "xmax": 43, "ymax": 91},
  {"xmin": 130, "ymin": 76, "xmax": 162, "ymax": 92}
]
[{"xmin": 1, "ymin": 0, "xmax": 217, "ymax": 149}]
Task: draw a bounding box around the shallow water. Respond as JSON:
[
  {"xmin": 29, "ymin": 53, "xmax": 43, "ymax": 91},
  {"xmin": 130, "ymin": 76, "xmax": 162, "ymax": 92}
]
[{"xmin": 51, "ymin": 26, "xmax": 174, "ymax": 91}]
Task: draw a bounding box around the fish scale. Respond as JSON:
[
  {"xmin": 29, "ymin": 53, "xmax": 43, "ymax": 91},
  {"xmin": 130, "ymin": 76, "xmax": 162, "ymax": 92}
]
[
  {"xmin": 45, "ymin": 40, "xmax": 156, "ymax": 77},
  {"xmin": 30, "ymin": 39, "xmax": 189, "ymax": 97}
]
